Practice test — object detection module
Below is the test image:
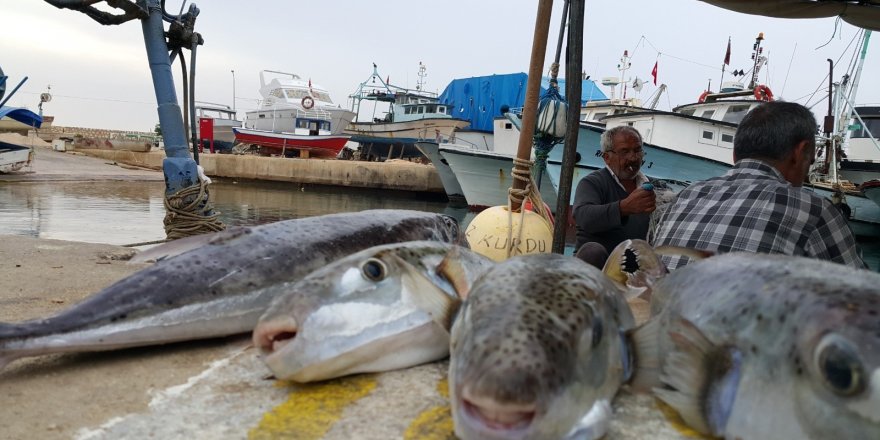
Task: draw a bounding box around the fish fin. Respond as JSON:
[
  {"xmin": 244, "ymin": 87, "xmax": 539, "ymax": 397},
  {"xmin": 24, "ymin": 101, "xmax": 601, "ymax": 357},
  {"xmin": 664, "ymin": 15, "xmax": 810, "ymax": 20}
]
[
  {"xmin": 398, "ymin": 257, "xmax": 462, "ymax": 330},
  {"xmin": 653, "ymin": 318, "xmax": 735, "ymax": 437},
  {"xmin": 653, "ymin": 245, "xmax": 714, "ymax": 261},
  {"xmin": 603, "ymin": 239, "xmax": 667, "ymax": 301},
  {"xmin": 563, "ymin": 399, "xmax": 612, "ymax": 440},
  {"xmin": 129, "ymin": 226, "xmax": 253, "ymax": 263},
  {"xmin": 437, "ymin": 246, "xmax": 472, "ymax": 300},
  {"xmin": 627, "ymin": 318, "xmax": 663, "ymax": 393}
]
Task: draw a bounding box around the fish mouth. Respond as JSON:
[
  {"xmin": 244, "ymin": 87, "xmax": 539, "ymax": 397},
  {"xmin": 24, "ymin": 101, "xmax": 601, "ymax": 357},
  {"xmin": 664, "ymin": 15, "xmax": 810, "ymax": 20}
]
[
  {"xmin": 252, "ymin": 317, "xmax": 298, "ymax": 357},
  {"xmin": 459, "ymin": 392, "xmax": 536, "ymax": 436}
]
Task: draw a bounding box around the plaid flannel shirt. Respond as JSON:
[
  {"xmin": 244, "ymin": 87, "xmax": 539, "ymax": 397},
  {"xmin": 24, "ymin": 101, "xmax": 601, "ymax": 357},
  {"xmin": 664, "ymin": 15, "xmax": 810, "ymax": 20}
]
[{"xmin": 652, "ymin": 159, "xmax": 866, "ymax": 270}]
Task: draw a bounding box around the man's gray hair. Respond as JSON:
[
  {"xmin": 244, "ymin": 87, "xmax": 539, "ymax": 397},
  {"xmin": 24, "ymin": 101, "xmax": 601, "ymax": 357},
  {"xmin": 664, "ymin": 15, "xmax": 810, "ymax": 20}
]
[{"xmin": 601, "ymin": 125, "xmax": 643, "ymax": 153}]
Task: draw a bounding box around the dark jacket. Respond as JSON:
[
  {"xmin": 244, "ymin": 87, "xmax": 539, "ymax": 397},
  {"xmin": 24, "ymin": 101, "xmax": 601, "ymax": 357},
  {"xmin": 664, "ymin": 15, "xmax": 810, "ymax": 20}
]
[{"xmin": 572, "ymin": 167, "xmax": 650, "ymax": 254}]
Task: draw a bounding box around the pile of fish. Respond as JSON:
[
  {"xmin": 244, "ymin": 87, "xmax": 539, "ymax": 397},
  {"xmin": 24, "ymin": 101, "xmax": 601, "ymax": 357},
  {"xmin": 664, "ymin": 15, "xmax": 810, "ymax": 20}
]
[
  {"xmin": 0, "ymin": 209, "xmax": 460, "ymax": 368},
  {"xmin": 3, "ymin": 209, "xmax": 879, "ymax": 440}
]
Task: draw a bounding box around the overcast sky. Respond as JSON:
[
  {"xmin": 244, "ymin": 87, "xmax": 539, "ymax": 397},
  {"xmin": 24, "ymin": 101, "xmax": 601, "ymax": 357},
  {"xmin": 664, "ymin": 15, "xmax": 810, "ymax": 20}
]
[{"xmin": 3, "ymin": 0, "xmax": 877, "ymax": 132}]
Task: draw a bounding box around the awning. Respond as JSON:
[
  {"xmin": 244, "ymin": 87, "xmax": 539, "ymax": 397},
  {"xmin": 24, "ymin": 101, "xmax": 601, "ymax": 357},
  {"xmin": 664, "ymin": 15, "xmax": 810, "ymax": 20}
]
[
  {"xmin": 699, "ymin": 0, "xmax": 880, "ymax": 31},
  {"xmin": 0, "ymin": 106, "xmax": 43, "ymax": 128}
]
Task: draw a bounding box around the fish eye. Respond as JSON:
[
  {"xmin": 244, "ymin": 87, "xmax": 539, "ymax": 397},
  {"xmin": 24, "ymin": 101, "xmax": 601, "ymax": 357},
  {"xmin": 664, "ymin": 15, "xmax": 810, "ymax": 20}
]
[
  {"xmin": 361, "ymin": 258, "xmax": 387, "ymax": 281},
  {"xmin": 815, "ymin": 335, "xmax": 866, "ymax": 396}
]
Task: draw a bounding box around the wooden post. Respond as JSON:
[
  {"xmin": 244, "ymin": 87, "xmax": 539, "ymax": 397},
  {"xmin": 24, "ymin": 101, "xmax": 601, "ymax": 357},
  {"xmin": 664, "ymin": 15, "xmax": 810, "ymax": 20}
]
[
  {"xmin": 553, "ymin": 0, "xmax": 585, "ymax": 254},
  {"xmin": 509, "ymin": 0, "xmax": 555, "ymax": 212}
]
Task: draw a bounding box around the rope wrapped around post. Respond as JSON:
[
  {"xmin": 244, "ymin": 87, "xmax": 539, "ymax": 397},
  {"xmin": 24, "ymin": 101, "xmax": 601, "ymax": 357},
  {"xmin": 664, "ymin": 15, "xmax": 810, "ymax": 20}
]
[
  {"xmin": 163, "ymin": 175, "xmax": 225, "ymax": 240},
  {"xmin": 506, "ymin": 157, "xmax": 554, "ymax": 258}
]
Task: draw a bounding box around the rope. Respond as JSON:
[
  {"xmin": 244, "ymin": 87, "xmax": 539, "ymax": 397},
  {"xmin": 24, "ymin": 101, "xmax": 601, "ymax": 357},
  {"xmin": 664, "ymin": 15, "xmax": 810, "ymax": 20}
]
[
  {"xmin": 506, "ymin": 157, "xmax": 554, "ymax": 258},
  {"xmin": 122, "ymin": 238, "xmax": 169, "ymax": 248},
  {"xmin": 163, "ymin": 177, "xmax": 226, "ymax": 240}
]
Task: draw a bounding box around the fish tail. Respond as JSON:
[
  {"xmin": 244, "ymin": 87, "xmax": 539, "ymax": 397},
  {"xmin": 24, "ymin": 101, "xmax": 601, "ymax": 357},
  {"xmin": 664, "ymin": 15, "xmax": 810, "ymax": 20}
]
[{"xmin": 627, "ymin": 319, "xmax": 663, "ymax": 393}]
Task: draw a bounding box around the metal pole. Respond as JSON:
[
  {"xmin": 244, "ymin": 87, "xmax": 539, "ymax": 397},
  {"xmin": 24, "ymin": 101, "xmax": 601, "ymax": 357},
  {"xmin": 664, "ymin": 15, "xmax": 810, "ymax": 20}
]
[
  {"xmin": 552, "ymin": 0, "xmax": 584, "ymax": 254},
  {"xmin": 231, "ymin": 69, "xmax": 236, "ymax": 112},
  {"xmin": 141, "ymin": 0, "xmax": 198, "ymax": 194},
  {"xmin": 510, "ymin": 0, "xmax": 554, "ymax": 212}
]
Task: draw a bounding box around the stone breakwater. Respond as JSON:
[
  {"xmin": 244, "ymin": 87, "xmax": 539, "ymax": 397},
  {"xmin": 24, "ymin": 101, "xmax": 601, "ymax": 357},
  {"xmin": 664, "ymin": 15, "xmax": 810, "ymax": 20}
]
[{"xmin": 80, "ymin": 149, "xmax": 446, "ymax": 193}]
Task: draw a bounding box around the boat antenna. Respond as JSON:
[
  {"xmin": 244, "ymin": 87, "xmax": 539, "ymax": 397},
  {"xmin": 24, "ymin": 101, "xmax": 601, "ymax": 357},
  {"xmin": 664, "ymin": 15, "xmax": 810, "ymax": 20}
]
[
  {"xmin": 416, "ymin": 62, "xmax": 427, "ymax": 92},
  {"xmin": 618, "ymin": 50, "xmax": 631, "ymax": 99},
  {"xmin": 749, "ymin": 32, "xmax": 765, "ymax": 89}
]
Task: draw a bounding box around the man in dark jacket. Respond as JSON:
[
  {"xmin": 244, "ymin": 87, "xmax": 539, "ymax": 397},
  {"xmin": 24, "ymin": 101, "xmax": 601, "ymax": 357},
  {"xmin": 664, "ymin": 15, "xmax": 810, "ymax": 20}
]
[{"xmin": 573, "ymin": 125, "xmax": 656, "ymax": 268}]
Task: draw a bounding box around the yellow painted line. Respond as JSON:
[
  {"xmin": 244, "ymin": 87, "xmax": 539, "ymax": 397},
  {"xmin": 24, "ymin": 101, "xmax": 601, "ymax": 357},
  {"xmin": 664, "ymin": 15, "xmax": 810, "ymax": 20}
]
[
  {"xmin": 654, "ymin": 398, "xmax": 714, "ymax": 439},
  {"xmin": 403, "ymin": 377, "xmax": 454, "ymax": 440},
  {"xmin": 248, "ymin": 374, "xmax": 377, "ymax": 440}
]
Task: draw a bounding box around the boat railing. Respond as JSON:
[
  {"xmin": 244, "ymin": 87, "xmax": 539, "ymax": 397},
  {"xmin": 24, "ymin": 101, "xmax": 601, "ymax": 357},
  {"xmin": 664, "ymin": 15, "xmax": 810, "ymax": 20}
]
[{"xmin": 295, "ymin": 108, "xmax": 333, "ymax": 121}]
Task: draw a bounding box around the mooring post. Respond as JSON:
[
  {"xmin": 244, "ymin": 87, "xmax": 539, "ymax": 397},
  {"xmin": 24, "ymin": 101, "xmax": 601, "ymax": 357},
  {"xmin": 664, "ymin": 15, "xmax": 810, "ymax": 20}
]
[
  {"xmin": 553, "ymin": 0, "xmax": 584, "ymax": 254},
  {"xmin": 141, "ymin": 0, "xmax": 198, "ymax": 195}
]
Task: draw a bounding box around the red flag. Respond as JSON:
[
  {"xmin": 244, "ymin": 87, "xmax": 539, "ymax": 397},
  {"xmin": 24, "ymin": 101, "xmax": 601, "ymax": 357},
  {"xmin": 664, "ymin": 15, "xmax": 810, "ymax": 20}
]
[
  {"xmin": 651, "ymin": 61, "xmax": 658, "ymax": 85},
  {"xmin": 723, "ymin": 37, "xmax": 731, "ymax": 65}
]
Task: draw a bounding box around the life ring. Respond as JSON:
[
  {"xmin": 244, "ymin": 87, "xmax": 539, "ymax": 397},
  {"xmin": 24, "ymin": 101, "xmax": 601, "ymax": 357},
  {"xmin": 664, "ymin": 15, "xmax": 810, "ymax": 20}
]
[
  {"xmin": 754, "ymin": 85, "xmax": 774, "ymax": 102},
  {"xmin": 301, "ymin": 96, "xmax": 315, "ymax": 110},
  {"xmin": 698, "ymin": 91, "xmax": 709, "ymax": 103}
]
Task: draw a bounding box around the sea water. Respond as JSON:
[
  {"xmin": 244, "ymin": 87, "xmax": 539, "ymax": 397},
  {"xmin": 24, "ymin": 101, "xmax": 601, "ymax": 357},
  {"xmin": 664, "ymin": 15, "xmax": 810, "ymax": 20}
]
[{"xmin": 0, "ymin": 179, "xmax": 877, "ymax": 271}]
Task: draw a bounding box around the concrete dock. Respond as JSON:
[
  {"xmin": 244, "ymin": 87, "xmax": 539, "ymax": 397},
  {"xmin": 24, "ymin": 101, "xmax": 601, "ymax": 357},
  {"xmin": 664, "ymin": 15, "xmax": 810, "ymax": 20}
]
[{"xmin": 0, "ymin": 143, "xmax": 693, "ymax": 439}]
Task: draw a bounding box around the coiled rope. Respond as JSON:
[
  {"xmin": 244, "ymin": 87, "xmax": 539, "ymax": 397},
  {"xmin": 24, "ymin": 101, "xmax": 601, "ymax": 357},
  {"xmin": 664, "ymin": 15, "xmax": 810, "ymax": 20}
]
[{"xmin": 163, "ymin": 177, "xmax": 226, "ymax": 240}]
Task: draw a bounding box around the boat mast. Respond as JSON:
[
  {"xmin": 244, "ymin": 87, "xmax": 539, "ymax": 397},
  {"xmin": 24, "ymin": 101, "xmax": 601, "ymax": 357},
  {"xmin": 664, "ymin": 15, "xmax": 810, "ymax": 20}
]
[
  {"xmin": 748, "ymin": 32, "xmax": 764, "ymax": 89},
  {"xmin": 618, "ymin": 50, "xmax": 631, "ymax": 99},
  {"xmin": 837, "ymin": 30, "xmax": 871, "ymax": 144}
]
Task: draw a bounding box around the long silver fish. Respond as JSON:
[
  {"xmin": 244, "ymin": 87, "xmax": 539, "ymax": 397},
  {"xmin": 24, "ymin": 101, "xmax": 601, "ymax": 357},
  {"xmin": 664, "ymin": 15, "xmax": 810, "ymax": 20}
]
[
  {"xmin": 449, "ymin": 253, "xmax": 636, "ymax": 440},
  {"xmin": 0, "ymin": 209, "xmax": 460, "ymax": 368},
  {"xmin": 631, "ymin": 253, "xmax": 880, "ymax": 440},
  {"xmin": 253, "ymin": 240, "xmax": 494, "ymax": 382}
]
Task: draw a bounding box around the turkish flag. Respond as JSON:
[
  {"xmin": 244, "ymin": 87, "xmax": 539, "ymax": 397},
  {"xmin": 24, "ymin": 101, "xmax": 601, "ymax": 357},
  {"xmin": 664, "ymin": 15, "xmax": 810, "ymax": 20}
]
[
  {"xmin": 724, "ymin": 37, "xmax": 731, "ymax": 65},
  {"xmin": 651, "ymin": 61, "xmax": 658, "ymax": 85}
]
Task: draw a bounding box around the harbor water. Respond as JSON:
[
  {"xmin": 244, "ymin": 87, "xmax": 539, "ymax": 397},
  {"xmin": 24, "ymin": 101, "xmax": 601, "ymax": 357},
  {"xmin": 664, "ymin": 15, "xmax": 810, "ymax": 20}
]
[{"xmin": 1, "ymin": 179, "xmax": 877, "ymax": 271}]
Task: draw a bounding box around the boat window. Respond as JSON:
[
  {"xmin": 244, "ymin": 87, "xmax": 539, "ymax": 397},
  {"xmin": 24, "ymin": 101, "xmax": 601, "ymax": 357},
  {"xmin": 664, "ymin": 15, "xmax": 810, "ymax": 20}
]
[
  {"xmin": 702, "ymin": 130, "xmax": 714, "ymax": 140},
  {"xmin": 270, "ymin": 89, "xmax": 285, "ymax": 98},
  {"xmin": 679, "ymin": 109, "xmax": 695, "ymax": 116},
  {"xmin": 404, "ymin": 107, "xmax": 412, "ymax": 115},
  {"xmin": 426, "ymin": 105, "xmax": 436, "ymax": 113},
  {"xmin": 851, "ymin": 118, "xmax": 880, "ymax": 139},
  {"xmin": 313, "ymin": 91, "xmax": 332, "ymax": 103},
  {"xmin": 418, "ymin": 106, "xmax": 425, "ymax": 114},
  {"xmin": 701, "ymin": 109, "xmax": 716, "ymax": 119},
  {"xmin": 593, "ymin": 112, "xmax": 608, "ymax": 121},
  {"xmin": 721, "ymin": 133, "xmax": 734, "ymax": 143},
  {"xmin": 721, "ymin": 105, "xmax": 751, "ymax": 124},
  {"xmin": 438, "ymin": 106, "xmax": 446, "ymax": 114},
  {"xmin": 505, "ymin": 123, "xmax": 513, "ymax": 130},
  {"xmin": 285, "ymin": 89, "xmax": 308, "ymax": 99}
]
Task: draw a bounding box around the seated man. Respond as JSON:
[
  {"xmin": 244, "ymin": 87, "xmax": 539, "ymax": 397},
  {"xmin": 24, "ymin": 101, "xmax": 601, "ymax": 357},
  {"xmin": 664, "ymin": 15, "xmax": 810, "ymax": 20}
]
[
  {"xmin": 652, "ymin": 101, "xmax": 866, "ymax": 270},
  {"xmin": 573, "ymin": 126, "xmax": 657, "ymax": 268}
]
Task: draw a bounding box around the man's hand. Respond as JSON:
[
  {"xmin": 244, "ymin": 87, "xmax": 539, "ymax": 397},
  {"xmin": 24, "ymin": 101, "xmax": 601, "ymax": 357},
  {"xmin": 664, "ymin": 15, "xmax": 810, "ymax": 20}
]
[{"xmin": 620, "ymin": 188, "xmax": 656, "ymax": 216}]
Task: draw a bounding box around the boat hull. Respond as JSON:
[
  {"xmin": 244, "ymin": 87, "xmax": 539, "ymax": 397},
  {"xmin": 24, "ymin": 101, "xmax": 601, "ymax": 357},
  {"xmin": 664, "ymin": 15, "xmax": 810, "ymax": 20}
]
[
  {"xmin": 0, "ymin": 141, "xmax": 33, "ymax": 173},
  {"xmin": 439, "ymin": 145, "xmax": 557, "ymax": 212},
  {"xmin": 233, "ymin": 128, "xmax": 349, "ymax": 158},
  {"xmin": 345, "ymin": 118, "xmax": 470, "ymax": 144},
  {"xmin": 415, "ymin": 141, "xmax": 466, "ymax": 204},
  {"xmin": 863, "ymin": 180, "xmax": 880, "ymax": 207}
]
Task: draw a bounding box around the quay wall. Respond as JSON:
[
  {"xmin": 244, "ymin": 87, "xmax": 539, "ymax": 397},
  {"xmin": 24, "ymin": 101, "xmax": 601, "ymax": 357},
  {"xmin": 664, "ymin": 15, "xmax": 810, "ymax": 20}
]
[{"xmin": 78, "ymin": 149, "xmax": 445, "ymax": 193}]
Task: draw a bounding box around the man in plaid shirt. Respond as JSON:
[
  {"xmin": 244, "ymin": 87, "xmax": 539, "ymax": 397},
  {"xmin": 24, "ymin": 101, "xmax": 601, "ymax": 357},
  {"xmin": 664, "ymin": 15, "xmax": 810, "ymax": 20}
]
[{"xmin": 652, "ymin": 101, "xmax": 866, "ymax": 270}]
